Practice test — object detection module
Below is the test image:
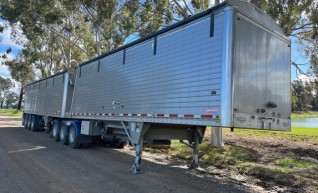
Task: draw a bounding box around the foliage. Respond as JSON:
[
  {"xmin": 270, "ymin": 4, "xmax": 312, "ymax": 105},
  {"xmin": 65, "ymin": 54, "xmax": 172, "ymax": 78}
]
[
  {"xmin": 4, "ymin": 54, "xmax": 35, "ymax": 110},
  {"xmin": 0, "ymin": 0, "xmax": 317, "ymax": 78},
  {"xmin": 250, "ymin": 0, "xmax": 318, "ymax": 77},
  {"xmin": 4, "ymin": 91, "xmax": 17, "ymax": 108},
  {"xmin": 292, "ymin": 80, "xmax": 318, "ymax": 111},
  {"xmin": 0, "ymin": 0, "xmax": 175, "ymax": 78},
  {"xmin": 0, "ymin": 76, "xmax": 14, "ymax": 108},
  {"xmin": 291, "ymin": 111, "xmax": 318, "ymax": 119}
]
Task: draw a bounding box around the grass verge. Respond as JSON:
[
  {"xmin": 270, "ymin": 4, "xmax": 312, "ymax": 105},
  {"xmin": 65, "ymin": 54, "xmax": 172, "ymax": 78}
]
[
  {"xmin": 145, "ymin": 126, "xmax": 318, "ymax": 192},
  {"xmin": 292, "ymin": 111, "xmax": 318, "ymax": 119},
  {"xmin": 229, "ymin": 127, "xmax": 318, "ymax": 143},
  {"xmin": 0, "ymin": 109, "xmax": 23, "ymax": 118}
]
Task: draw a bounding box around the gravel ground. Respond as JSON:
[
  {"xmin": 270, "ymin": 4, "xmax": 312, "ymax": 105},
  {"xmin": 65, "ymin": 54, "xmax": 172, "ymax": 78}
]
[{"xmin": 0, "ymin": 115, "xmax": 253, "ymax": 193}]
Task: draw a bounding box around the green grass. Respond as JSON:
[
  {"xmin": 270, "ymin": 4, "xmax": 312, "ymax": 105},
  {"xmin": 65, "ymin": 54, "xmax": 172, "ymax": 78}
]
[
  {"xmin": 274, "ymin": 157, "xmax": 314, "ymax": 169},
  {"xmin": 226, "ymin": 127, "xmax": 318, "ymax": 143},
  {"xmin": 292, "ymin": 111, "xmax": 318, "ymax": 119},
  {"xmin": 291, "ymin": 127, "xmax": 318, "ymax": 135},
  {"xmin": 230, "ymin": 127, "xmax": 318, "ymax": 135},
  {"xmin": 0, "ymin": 109, "xmax": 23, "ymax": 118}
]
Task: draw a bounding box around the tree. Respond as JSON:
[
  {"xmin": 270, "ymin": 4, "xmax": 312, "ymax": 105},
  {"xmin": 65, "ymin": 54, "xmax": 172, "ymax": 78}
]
[
  {"xmin": 311, "ymin": 80, "xmax": 318, "ymax": 111},
  {"xmin": 291, "ymin": 85, "xmax": 299, "ymax": 111},
  {"xmin": 4, "ymin": 91, "xmax": 18, "ymax": 109},
  {"xmin": 0, "ymin": 76, "xmax": 13, "ymax": 108},
  {"xmin": 0, "ymin": 0, "xmax": 96, "ymax": 77},
  {"xmin": 5, "ymin": 54, "xmax": 35, "ymax": 110},
  {"xmin": 250, "ymin": 0, "xmax": 318, "ymax": 77}
]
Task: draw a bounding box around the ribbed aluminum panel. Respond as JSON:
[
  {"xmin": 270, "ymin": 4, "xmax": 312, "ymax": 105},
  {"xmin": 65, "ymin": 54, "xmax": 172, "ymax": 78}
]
[
  {"xmin": 71, "ymin": 12, "xmax": 225, "ymax": 125},
  {"xmin": 232, "ymin": 13, "xmax": 291, "ymax": 130},
  {"xmin": 24, "ymin": 71, "xmax": 75, "ymax": 118}
]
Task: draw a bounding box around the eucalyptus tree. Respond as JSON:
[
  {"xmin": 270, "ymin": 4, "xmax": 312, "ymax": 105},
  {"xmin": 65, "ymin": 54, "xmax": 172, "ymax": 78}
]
[
  {"xmin": 0, "ymin": 76, "xmax": 13, "ymax": 109},
  {"xmin": 0, "ymin": 0, "xmax": 95, "ymax": 77},
  {"xmin": 5, "ymin": 54, "xmax": 35, "ymax": 110},
  {"xmin": 4, "ymin": 91, "xmax": 18, "ymax": 109}
]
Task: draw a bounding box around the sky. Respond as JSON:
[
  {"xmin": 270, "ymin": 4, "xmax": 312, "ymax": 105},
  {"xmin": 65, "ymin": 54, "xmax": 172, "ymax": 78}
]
[
  {"xmin": 0, "ymin": 18, "xmax": 23, "ymax": 78},
  {"xmin": 0, "ymin": 16, "xmax": 313, "ymax": 82}
]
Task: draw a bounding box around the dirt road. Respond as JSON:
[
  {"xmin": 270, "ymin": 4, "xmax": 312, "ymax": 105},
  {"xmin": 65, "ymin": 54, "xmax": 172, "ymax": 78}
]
[{"xmin": 0, "ymin": 116, "xmax": 252, "ymax": 193}]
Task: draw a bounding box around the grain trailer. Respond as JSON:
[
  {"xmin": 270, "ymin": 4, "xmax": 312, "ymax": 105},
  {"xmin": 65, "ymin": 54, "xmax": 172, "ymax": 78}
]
[{"xmin": 23, "ymin": 0, "xmax": 291, "ymax": 173}]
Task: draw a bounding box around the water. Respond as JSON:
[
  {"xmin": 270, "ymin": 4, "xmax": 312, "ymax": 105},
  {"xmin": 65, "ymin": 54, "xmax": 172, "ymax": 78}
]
[{"xmin": 291, "ymin": 118, "xmax": 318, "ymax": 128}]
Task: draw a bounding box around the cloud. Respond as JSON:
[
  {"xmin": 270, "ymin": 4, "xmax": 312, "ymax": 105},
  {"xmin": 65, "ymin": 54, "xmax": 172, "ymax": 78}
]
[
  {"xmin": 297, "ymin": 74, "xmax": 317, "ymax": 82},
  {"xmin": 0, "ymin": 64, "xmax": 10, "ymax": 78},
  {"xmin": 0, "ymin": 20, "xmax": 24, "ymax": 49},
  {"xmin": 0, "ymin": 19, "xmax": 22, "ymax": 79},
  {"xmin": 0, "ymin": 52, "xmax": 16, "ymax": 78}
]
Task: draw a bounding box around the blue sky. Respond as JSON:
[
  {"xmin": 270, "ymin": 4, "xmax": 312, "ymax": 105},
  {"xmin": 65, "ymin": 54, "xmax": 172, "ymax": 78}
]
[{"xmin": 0, "ymin": 18, "xmax": 311, "ymax": 81}]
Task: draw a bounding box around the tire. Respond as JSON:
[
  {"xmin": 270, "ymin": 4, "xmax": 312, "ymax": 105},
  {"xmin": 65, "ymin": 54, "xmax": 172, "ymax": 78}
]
[
  {"xmin": 68, "ymin": 125, "xmax": 80, "ymax": 148},
  {"xmin": 30, "ymin": 115, "xmax": 38, "ymax": 132},
  {"xmin": 59, "ymin": 123, "xmax": 68, "ymax": 145},
  {"xmin": 110, "ymin": 140, "xmax": 127, "ymax": 149},
  {"xmin": 22, "ymin": 114, "xmax": 25, "ymax": 126},
  {"xmin": 46, "ymin": 121, "xmax": 52, "ymax": 134},
  {"xmin": 26, "ymin": 115, "xmax": 32, "ymax": 130},
  {"xmin": 24, "ymin": 114, "xmax": 29, "ymax": 129},
  {"xmin": 52, "ymin": 120, "xmax": 60, "ymax": 141}
]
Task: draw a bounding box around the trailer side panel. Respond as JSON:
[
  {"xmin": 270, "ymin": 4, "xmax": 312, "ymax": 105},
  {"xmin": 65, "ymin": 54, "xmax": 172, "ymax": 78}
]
[{"xmin": 71, "ymin": 11, "xmax": 226, "ymax": 126}]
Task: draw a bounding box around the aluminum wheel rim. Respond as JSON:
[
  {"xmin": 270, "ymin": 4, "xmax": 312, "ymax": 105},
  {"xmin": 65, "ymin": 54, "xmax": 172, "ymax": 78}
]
[
  {"xmin": 60, "ymin": 126, "xmax": 65, "ymax": 140},
  {"xmin": 69, "ymin": 127, "xmax": 75, "ymax": 143},
  {"xmin": 53, "ymin": 124, "xmax": 58, "ymax": 137}
]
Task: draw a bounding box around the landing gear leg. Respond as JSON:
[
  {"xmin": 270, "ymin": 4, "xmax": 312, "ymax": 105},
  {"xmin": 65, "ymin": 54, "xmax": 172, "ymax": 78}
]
[
  {"xmin": 190, "ymin": 127, "xmax": 199, "ymax": 169},
  {"xmin": 130, "ymin": 141, "xmax": 143, "ymax": 174},
  {"xmin": 121, "ymin": 122, "xmax": 150, "ymax": 174}
]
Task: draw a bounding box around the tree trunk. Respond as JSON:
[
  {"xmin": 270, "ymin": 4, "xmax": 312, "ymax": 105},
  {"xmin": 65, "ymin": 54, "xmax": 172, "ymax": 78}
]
[
  {"xmin": 17, "ymin": 85, "xmax": 23, "ymax": 110},
  {"xmin": 0, "ymin": 101, "xmax": 3, "ymax": 109}
]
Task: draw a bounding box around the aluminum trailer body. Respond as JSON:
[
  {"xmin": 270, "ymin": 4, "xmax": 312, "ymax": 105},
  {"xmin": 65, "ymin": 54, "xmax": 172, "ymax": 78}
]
[{"xmin": 23, "ymin": 0, "xmax": 291, "ymax": 173}]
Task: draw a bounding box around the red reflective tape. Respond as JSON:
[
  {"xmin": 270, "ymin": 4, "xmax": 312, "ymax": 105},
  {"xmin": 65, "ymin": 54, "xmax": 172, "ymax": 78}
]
[
  {"xmin": 132, "ymin": 114, "xmax": 137, "ymax": 117},
  {"xmin": 123, "ymin": 113, "xmax": 128, "ymax": 116},
  {"xmin": 184, "ymin": 114, "xmax": 194, "ymax": 118},
  {"xmin": 157, "ymin": 114, "xmax": 164, "ymax": 117},
  {"xmin": 141, "ymin": 114, "xmax": 147, "ymax": 117},
  {"xmin": 169, "ymin": 114, "xmax": 178, "ymax": 117},
  {"xmin": 111, "ymin": 113, "xmax": 116, "ymax": 116},
  {"xmin": 201, "ymin": 114, "xmax": 213, "ymax": 118}
]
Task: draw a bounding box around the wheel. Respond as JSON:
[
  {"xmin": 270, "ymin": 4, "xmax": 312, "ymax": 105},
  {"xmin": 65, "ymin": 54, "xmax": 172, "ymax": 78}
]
[
  {"xmin": 110, "ymin": 140, "xmax": 127, "ymax": 149},
  {"xmin": 68, "ymin": 125, "xmax": 80, "ymax": 148},
  {"xmin": 52, "ymin": 120, "xmax": 60, "ymax": 141},
  {"xmin": 30, "ymin": 115, "xmax": 39, "ymax": 132},
  {"xmin": 26, "ymin": 115, "xmax": 32, "ymax": 130},
  {"xmin": 22, "ymin": 114, "xmax": 25, "ymax": 126},
  {"xmin": 59, "ymin": 123, "xmax": 68, "ymax": 145},
  {"xmin": 46, "ymin": 121, "xmax": 52, "ymax": 134},
  {"xmin": 24, "ymin": 114, "xmax": 29, "ymax": 129}
]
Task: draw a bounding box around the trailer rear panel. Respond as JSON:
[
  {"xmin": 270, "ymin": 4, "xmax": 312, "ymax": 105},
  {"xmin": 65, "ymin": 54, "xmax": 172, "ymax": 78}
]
[{"xmin": 232, "ymin": 13, "xmax": 291, "ymax": 130}]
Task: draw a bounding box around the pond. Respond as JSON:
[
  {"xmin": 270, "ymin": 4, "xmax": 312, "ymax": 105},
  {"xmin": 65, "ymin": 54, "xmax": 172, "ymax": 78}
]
[{"xmin": 291, "ymin": 118, "xmax": 318, "ymax": 128}]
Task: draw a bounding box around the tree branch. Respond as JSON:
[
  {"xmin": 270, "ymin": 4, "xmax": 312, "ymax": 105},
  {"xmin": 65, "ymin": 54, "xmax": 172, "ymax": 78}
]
[
  {"xmin": 182, "ymin": 0, "xmax": 193, "ymax": 16},
  {"xmin": 171, "ymin": 0, "xmax": 188, "ymax": 18},
  {"xmin": 292, "ymin": 22, "xmax": 314, "ymax": 31}
]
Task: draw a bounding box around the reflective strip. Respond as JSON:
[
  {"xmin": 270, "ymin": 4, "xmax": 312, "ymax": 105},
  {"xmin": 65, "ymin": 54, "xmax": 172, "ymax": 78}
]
[
  {"xmin": 201, "ymin": 115, "xmax": 213, "ymax": 118},
  {"xmin": 71, "ymin": 112, "xmax": 213, "ymax": 119}
]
